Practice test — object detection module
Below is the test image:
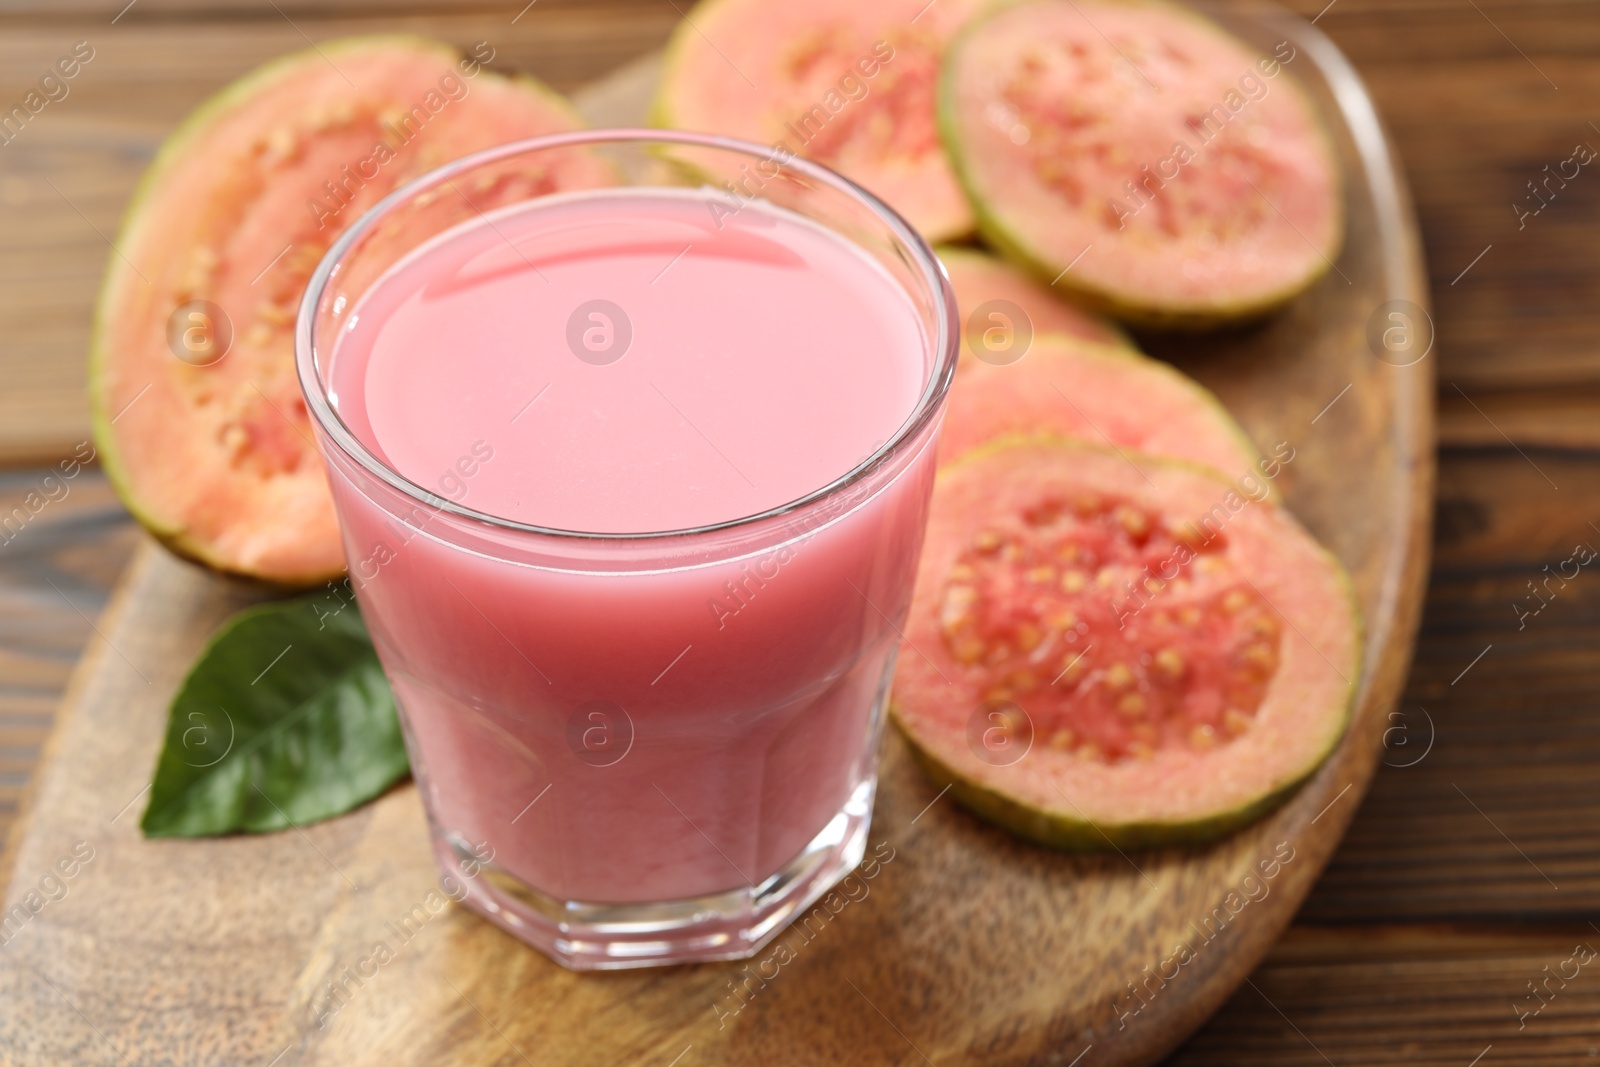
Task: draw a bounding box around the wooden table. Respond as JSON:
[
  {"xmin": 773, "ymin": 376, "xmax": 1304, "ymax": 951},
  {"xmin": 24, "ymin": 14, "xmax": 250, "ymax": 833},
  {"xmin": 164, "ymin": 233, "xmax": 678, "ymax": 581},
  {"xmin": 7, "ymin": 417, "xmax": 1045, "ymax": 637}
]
[{"xmin": 2, "ymin": 0, "xmax": 1597, "ymax": 1061}]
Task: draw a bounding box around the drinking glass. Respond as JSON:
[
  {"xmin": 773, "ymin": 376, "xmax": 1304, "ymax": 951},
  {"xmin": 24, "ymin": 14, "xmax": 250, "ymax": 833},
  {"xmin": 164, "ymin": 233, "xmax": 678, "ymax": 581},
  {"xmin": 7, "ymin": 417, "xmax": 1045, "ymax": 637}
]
[{"xmin": 295, "ymin": 130, "xmax": 958, "ymax": 969}]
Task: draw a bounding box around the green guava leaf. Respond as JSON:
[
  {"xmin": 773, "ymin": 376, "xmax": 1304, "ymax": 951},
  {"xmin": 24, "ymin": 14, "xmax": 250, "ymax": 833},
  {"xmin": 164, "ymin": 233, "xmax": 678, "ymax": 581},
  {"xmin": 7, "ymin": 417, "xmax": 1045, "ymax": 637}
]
[{"xmin": 140, "ymin": 589, "xmax": 409, "ymax": 838}]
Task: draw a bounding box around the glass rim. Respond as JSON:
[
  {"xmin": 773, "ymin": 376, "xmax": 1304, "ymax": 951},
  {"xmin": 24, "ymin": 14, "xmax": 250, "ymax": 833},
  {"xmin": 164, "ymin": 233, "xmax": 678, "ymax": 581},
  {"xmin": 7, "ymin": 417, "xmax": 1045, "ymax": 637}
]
[{"xmin": 295, "ymin": 127, "xmax": 959, "ymax": 543}]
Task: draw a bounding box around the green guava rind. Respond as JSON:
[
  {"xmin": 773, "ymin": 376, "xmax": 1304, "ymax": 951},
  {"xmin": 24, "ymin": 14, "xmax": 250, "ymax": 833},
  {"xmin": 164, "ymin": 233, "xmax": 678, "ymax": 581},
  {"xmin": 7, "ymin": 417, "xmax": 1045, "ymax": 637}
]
[
  {"xmin": 90, "ymin": 37, "xmax": 601, "ymax": 586},
  {"xmin": 898, "ymin": 738, "xmax": 1310, "ymax": 850},
  {"xmin": 937, "ymin": 0, "xmax": 1345, "ymax": 329},
  {"xmin": 651, "ymin": 0, "xmax": 989, "ymax": 242},
  {"xmin": 939, "ymin": 333, "xmax": 1278, "ymax": 502},
  {"xmin": 90, "ymin": 38, "xmax": 439, "ymax": 585},
  {"xmin": 890, "ymin": 435, "xmax": 1361, "ymax": 850}
]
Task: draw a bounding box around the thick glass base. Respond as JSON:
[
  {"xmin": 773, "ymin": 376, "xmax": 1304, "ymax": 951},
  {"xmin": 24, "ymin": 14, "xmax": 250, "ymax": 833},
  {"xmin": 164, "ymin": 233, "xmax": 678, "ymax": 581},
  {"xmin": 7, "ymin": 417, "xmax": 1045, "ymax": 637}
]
[{"xmin": 435, "ymin": 776, "xmax": 875, "ymax": 970}]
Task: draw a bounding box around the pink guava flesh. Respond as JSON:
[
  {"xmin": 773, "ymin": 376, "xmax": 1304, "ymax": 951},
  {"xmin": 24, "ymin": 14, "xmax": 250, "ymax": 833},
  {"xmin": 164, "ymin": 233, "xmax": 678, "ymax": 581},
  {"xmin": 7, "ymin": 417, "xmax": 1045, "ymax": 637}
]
[
  {"xmin": 940, "ymin": 246, "xmax": 1132, "ymax": 359},
  {"xmin": 92, "ymin": 38, "xmax": 612, "ymax": 584},
  {"xmin": 942, "ymin": 0, "xmax": 1343, "ymax": 321},
  {"xmin": 939, "ymin": 334, "xmax": 1261, "ymax": 480},
  {"xmin": 893, "ymin": 438, "xmax": 1357, "ymax": 846},
  {"xmin": 654, "ymin": 0, "xmax": 989, "ymax": 242}
]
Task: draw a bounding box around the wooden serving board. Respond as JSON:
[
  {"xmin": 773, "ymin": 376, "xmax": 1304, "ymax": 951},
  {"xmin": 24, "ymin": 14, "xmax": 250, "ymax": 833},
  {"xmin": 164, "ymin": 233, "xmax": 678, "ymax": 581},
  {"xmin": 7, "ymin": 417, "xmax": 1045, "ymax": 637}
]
[{"xmin": 0, "ymin": 13, "xmax": 1432, "ymax": 1066}]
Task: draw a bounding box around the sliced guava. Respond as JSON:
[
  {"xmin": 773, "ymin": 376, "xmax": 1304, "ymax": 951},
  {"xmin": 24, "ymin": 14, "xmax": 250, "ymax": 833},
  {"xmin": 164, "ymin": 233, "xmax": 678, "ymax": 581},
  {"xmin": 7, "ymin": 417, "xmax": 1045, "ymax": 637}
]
[
  {"xmin": 91, "ymin": 37, "xmax": 613, "ymax": 585},
  {"xmin": 652, "ymin": 0, "xmax": 989, "ymax": 241},
  {"xmin": 939, "ymin": 334, "xmax": 1266, "ymax": 489},
  {"xmin": 892, "ymin": 437, "xmax": 1358, "ymax": 849},
  {"xmin": 939, "ymin": 246, "xmax": 1133, "ymax": 361},
  {"xmin": 940, "ymin": 0, "xmax": 1343, "ymax": 326}
]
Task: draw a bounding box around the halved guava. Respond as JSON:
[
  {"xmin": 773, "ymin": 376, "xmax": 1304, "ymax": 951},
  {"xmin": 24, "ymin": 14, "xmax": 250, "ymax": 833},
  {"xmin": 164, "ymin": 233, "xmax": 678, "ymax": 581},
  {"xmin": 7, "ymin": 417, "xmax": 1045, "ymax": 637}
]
[
  {"xmin": 939, "ymin": 334, "xmax": 1265, "ymax": 489},
  {"xmin": 891, "ymin": 437, "xmax": 1358, "ymax": 849},
  {"xmin": 940, "ymin": 0, "xmax": 1343, "ymax": 326},
  {"xmin": 91, "ymin": 37, "xmax": 613, "ymax": 585},
  {"xmin": 652, "ymin": 0, "xmax": 989, "ymax": 242},
  {"xmin": 940, "ymin": 246, "xmax": 1132, "ymax": 360}
]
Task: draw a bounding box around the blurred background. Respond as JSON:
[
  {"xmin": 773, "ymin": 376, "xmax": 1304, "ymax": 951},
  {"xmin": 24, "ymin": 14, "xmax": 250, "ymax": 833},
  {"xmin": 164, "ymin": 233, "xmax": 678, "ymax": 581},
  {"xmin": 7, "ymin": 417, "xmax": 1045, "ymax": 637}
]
[{"xmin": 2, "ymin": 0, "xmax": 1597, "ymax": 1061}]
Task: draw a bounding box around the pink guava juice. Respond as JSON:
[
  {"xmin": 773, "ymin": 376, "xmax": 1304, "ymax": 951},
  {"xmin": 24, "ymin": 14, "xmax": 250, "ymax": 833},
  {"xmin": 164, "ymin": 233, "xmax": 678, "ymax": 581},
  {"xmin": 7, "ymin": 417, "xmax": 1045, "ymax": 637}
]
[{"xmin": 306, "ymin": 163, "xmax": 953, "ymax": 966}]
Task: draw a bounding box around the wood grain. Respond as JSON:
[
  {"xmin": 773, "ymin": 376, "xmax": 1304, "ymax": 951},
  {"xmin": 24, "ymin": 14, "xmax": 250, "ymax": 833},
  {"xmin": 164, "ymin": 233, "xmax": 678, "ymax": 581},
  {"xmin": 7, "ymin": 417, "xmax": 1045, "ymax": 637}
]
[
  {"xmin": 0, "ymin": 538, "xmax": 1414, "ymax": 1067},
  {"xmin": 1173, "ymin": 923, "xmax": 1600, "ymax": 1066},
  {"xmin": 0, "ymin": 11, "xmax": 1434, "ymax": 1065},
  {"xmin": 0, "ymin": 469, "xmax": 136, "ymax": 860},
  {"xmin": 19, "ymin": 451, "xmax": 1600, "ymax": 1063},
  {"xmin": 0, "ymin": 0, "xmax": 678, "ymax": 464},
  {"xmin": 9, "ymin": 0, "xmax": 1598, "ymax": 1063},
  {"xmin": 1305, "ymin": 447, "xmax": 1600, "ymax": 924},
  {"xmin": 0, "ymin": 0, "xmax": 1594, "ymax": 459}
]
